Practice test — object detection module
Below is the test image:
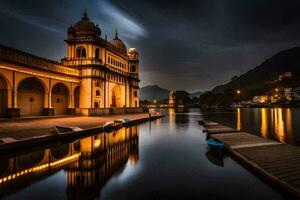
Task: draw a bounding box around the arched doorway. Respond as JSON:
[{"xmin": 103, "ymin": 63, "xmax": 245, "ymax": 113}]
[
  {"xmin": 74, "ymin": 86, "xmax": 80, "ymax": 109},
  {"xmin": 50, "ymin": 143, "xmax": 70, "ymax": 160},
  {"xmin": 111, "ymin": 85, "xmax": 122, "ymax": 107},
  {"xmin": 0, "ymin": 75, "xmax": 8, "ymax": 117},
  {"xmin": 17, "ymin": 77, "xmax": 45, "ymax": 116},
  {"xmin": 51, "ymin": 83, "xmax": 69, "ymax": 115},
  {"xmin": 18, "ymin": 150, "xmax": 45, "ymax": 169}
]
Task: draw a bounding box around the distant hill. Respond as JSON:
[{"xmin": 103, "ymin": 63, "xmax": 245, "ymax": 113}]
[
  {"xmin": 189, "ymin": 91, "xmax": 202, "ymax": 98},
  {"xmin": 140, "ymin": 85, "xmax": 170, "ymax": 101},
  {"xmin": 212, "ymin": 47, "xmax": 300, "ymax": 98}
]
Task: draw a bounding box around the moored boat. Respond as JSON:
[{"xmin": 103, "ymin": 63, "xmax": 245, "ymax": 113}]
[{"xmin": 206, "ymin": 139, "xmax": 224, "ymax": 149}]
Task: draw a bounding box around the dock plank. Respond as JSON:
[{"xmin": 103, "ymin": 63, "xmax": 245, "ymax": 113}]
[
  {"xmin": 211, "ymin": 132, "xmax": 280, "ymax": 149},
  {"xmin": 205, "ymin": 126, "xmax": 240, "ymax": 134},
  {"xmin": 206, "ymin": 122, "xmax": 300, "ymax": 198}
]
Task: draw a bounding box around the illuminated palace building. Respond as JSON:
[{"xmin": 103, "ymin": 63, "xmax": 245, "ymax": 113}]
[{"xmin": 0, "ymin": 11, "xmax": 140, "ymax": 117}]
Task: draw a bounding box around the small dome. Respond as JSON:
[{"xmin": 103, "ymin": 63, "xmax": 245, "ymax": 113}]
[
  {"xmin": 72, "ymin": 11, "xmax": 101, "ymax": 37},
  {"xmin": 128, "ymin": 48, "xmax": 138, "ymax": 55},
  {"xmin": 111, "ymin": 30, "xmax": 127, "ymax": 55},
  {"xmin": 68, "ymin": 25, "xmax": 75, "ymax": 34}
]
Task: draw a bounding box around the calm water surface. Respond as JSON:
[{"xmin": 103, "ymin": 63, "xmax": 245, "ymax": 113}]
[
  {"xmin": 201, "ymin": 107, "xmax": 300, "ymax": 146},
  {"xmin": 0, "ymin": 108, "xmax": 297, "ymax": 199}
]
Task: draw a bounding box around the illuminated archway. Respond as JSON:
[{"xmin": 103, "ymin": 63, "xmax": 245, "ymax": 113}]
[
  {"xmin": 17, "ymin": 77, "xmax": 45, "ymax": 116},
  {"xmin": 51, "ymin": 83, "xmax": 69, "ymax": 115},
  {"xmin": 74, "ymin": 86, "xmax": 80, "ymax": 109},
  {"xmin": 18, "ymin": 150, "xmax": 45, "ymax": 169},
  {"xmin": 111, "ymin": 85, "xmax": 122, "ymax": 107},
  {"xmin": 50, "ymin": 143, "xmax": 70, "ymax": 160},
  {"xmin": 0, "ymin": 75, "xmax": 8, "ymax": 117}
]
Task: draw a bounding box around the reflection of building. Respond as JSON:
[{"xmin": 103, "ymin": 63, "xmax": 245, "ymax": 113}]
[
  {"xmin": 168, "ymin": 91, "xmax": 174, "ymax": 107},
  {"xmin": 0, "ymin": 143, "xmax": 79, "ymax": 197},
  {"xmin": 0, "ymin": 11, "xmax": 140, "ymax": 118},
  {"xmin": 66, "ymin": 126, "xmax": 139, "ymax": 199},
  {"xmin": 0, "ymin": 126, "xmax": 139, "ymax": 199}
]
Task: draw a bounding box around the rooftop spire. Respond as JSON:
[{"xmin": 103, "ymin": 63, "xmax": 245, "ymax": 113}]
[
  {"xmin": 115, "ymin": 28, "xmax": 119, "ymax": 39},
  {"xmin": 82, "ymin": 8, "xmax": 89, "ymax": 20}
]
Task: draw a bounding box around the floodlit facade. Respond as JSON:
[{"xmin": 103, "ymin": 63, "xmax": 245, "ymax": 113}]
[{"xmin": 0, "ymin": 11, "xmax": 140, "ymax": 117}]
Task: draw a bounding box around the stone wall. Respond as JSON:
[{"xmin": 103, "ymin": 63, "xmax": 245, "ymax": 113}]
[{"xmin": 76, "ymin": 107, "xmax": 146, "ymax": 116}]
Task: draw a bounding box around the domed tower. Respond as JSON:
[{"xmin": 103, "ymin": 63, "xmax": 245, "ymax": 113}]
[
  {"xmin": 128, "ymin": 48, "xmax": 139, "ymax": 107},
  {"xmin": 63, "ymin": 10, "xmax": 103, "ymax": 66},
  {"xmin": 63, "ymin": 10, "xmax": 106, "ymax": 110},
  {"xmin": 128, "ymin": 48, "xmax": 139, "ymax": 78},
  {"xmin": 111, "ymin": 30, "xmax": 127, "ymax": 56}
]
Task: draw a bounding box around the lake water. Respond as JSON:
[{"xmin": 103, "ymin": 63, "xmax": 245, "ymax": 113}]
[
  {"xmin": 201, "ymin": 107, "xmax": 300, "ymax": 146},
  {"xmin": 0, "ymin": 108, "xmax": 297, "ymax": 199}
]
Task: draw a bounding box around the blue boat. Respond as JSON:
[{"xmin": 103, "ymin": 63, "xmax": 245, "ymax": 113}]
[
  {"xmin": 206, "ymin": 139, "xmax": 224, "ymax": 149},
  {"xmin": 123, "ymin": 118, "xmax": 131, "ymax": 123}
]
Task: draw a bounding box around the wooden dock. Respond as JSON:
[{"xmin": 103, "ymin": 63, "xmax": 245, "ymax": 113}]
[{"xmin": 202, "ymin": 121, "xmax": 300, "ymax": 197}]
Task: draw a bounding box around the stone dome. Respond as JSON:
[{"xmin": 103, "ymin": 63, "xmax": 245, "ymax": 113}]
[
  {"xmin": 111, "ymin": 30, "xmax": 127, "ymax": 55},
  {"xmin": 70, "ymin": 11, "xmax": 101, "ymax": 37},
  {"xmin": 128, "ymin": 48, "xmax": 138, "ymax": 55}
]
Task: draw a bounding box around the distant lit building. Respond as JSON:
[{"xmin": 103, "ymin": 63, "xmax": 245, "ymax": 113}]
[
  {"xmin": 284, "ymin": 88, "xmax": 293, "ymax": 101},
  {"xmin": 0, "ymin": 11, "xmax": 140, "ymax": 117},
  {"xmin": 168, "ymin": 91, "xmax": 175, "ymax": 107},
  {"xmin": 293, "ymin": 87, "xmax": 300, "ymax": 101},
  {"xmin": 278, "ymin": 71, "xmax": 292, "ymax": 81},
  {"xmin": 253, "ymin": 96, "xmax": 270, "ymax": 103}
]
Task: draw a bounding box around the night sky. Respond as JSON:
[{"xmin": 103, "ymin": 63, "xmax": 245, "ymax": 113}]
[{"xmin": 1, "ymin": 0, "xmax": 300, "ymax": 92}]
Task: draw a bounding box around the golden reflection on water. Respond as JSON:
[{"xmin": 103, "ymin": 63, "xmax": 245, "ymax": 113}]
[
  {"xmin": 169, "ymin": 108, "xmax": 175, "ymax": 130},
  {"xmin": 286, "ymin": 108, "xmax": 293, "ymax": 143},
  {"xmin": 274, "ymin": 108, "xmax": 285, "ymax": 143},
  {"xmin": 238, "ymin": 108, "xmax": 293, "ymax": 143},
  {"xmin": 237, "ymin": 108, "xmax": 241, "ymax": 131},
  {"xmin": 261, "ymin": 108, "xmax": 268, "ymax": 138}
]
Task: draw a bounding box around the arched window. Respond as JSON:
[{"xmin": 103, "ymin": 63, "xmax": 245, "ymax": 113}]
[
  {"xmin": 82, "ymin": 48, "xmax": 86, "ymax": 58},
  {"xmin": 95, "ymin": 48, "xmax": 100, "ymax": 59},
  {"xmin": 96, "ymin": 90, "xmax": 100, "ymax": 96},
  {"xmin": 131, "ymin": 65, "xmax": 136, "ymax": 72},
  {"xmin": 134, "ymin": 91, "xmax": 138, "ymax": 97},
  {"xmin": 76, "ymin": 48, "xmax": 81, "ymax": 58},
  {"xmin": 76, "ymin": 47, "xmax": 87, "ymax": 58}
]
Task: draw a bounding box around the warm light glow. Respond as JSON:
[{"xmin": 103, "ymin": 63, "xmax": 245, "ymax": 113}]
[
  {"xmin": 236, "ymin": 90, "xmax": 241, "ymax": 95},
  {"xmin": 169, "ymin": 108, "xmax": 175, "ymax": 130},
  {"xmin": 261, "ymin": 108, "xmax": 268, "ymax": 137},
  {"xmin": 0, "ymin": 153, "xmax": 81, "ymax": 185},
  {"xmin": 94, "ymin": 139, "xmax": 101, "ymax": 148},
  {"xmin": 274, "ymin": 108, "xmax": 285, "ymax": 143},
  {"xmin": 0, "ymin": 65, "xmax": 80, "ymax": 83},
  {"xmin": 286, "ymin": 108, "xmax": 293, "ymax": 142},
  {"xmin": 237, "ymin": 108, "xmax": 241, "ymax": 131}
]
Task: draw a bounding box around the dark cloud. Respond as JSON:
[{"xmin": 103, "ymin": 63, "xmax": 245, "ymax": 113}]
[{"xmin": 0, "ymin": 0, "xmax": 300, "ymax": 91}]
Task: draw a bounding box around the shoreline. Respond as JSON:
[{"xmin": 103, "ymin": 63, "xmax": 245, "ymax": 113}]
[{"xmin": 0, "ymin": 113, "xmax": 163, "ymax": 153}]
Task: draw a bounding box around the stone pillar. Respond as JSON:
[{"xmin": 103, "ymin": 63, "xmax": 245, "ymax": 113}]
[
  {"xmin": 68, "ymin": 94, "xmax": 73, "ymax": 108},
  {"xmin": 44, "ymin": 93, "xmax": 49, "ymax": 108},
  {"xmin": 13, "ymin": 91, "xmax": 17, "ymax": 108},
  {"xmin": 79, "ymin": 78, "xmax": 92, "ymax": 109},
  {"xmin": 7, "ymin": 89, "xmax": 12, "ymax": 108},
  {"xmin": 43, "ymin": 92, "xmax": 54, "ymax": 116}
]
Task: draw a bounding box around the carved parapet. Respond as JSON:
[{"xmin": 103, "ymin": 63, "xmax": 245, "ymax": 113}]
[{"xmin": 0, "ymin": 45, "xmax": 79, "ymax": 76}]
